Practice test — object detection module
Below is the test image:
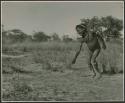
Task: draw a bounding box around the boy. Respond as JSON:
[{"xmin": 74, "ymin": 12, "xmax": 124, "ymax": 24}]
[{"xmin": 72, "ymin": 23, "xmax": 106, "ymax": 79}]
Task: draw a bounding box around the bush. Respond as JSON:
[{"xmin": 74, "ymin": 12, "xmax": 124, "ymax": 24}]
[{"xmin": 98, "ymin": 40, "xmax": 123, "ymax": 74}]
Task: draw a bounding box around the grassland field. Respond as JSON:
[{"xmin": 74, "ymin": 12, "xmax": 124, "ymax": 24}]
[{"xmin": 2, "ymin": 38, "xmax": 124, "ymax": 101}]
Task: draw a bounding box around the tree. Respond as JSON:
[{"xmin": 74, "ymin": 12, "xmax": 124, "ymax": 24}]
[
  {"xmin": 7, "ymin": 29, "xmax": 28, "ymax": 43},
  {"xmin": 101, "ymin": 16, "xmax": 123, "ymax": 38},
  {"xmin": 62, "ymin": 35, "xmax": 73, "ymax": 42},
  {"xmin": 33, "ymin": 31, "xmax": 50, "ymax": 42},
  {"xmin": 51, "ymin": 33, "xmax": 61, "ymax": 41},
  {"xmin": 81, "ymin": 16, "xmax": 102, "ymax": 34},
  {"xmin": 80, "ymin": 16, "xmax": 123, "ymax": 39}
]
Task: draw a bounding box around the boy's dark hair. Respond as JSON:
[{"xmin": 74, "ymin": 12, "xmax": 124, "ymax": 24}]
[
  {"xmin": 76, "ymin": 23, "xmax": 87, "ymax": 37},
  {"xmin": 75, "ymin": 23, "xmax": 86, "ymax": 30}
]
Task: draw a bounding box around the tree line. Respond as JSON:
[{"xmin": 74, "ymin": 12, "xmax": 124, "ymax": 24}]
[
  {"xmin": 81, "ymin": 16, "xmax": 123, "ymax": 39},
  {"xmin": 2, "ymin": 16, "xmax": 123, "ymax": 44},
  {"xmin": 2, "ymin": 26, "xmax": 74, "ymax": 44}
]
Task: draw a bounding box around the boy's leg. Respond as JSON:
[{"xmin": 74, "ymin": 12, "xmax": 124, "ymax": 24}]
[
  {"xmin": 87, "ymin": 50, "xmax": 97, "ymax": 77},
  {"xmin": 91, "ymin": 49, "xmax": 101, "ymax": 78},
  {"xmin": 87, "ymin": 51, "xmax": 93, "ymax": 71}
]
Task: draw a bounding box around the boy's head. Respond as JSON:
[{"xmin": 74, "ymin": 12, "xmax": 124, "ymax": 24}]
[{"xmin": 76, "ymin": 24, "xmax": 87, "ymax": 36}]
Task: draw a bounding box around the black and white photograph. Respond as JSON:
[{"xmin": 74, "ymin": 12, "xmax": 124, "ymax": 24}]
[{"xmin": 1, "ymin": 0, "xmax": 124, "ymax": 102}]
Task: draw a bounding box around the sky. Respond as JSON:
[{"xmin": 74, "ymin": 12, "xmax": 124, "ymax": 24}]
[{"xmin": 2, "ymin": 1, "xmax": 124, "ymax": 39}]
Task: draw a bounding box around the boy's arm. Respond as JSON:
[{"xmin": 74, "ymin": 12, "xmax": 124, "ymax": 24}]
[
  {"xmin": 72, "ymin": 34, "xmax": 89, "ymax": 64},
  {"xmin": 72, "ymin": 42, "xmax": 83, "ymax": 64}
]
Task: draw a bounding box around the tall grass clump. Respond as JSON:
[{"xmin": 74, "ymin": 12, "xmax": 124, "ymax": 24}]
[
  {"xmin": 98, "ymin": 39, "xmax": 123, "ymax": 74},
  {"xmin": 32, "ymin": 42, "xmax": 77, "ymax": 72}
]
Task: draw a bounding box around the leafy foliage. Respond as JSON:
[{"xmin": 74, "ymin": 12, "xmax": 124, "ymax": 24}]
[
  {"xmin": 33, "ymin": 31, "xmax": 50, "ymax": 42},
  {"xmin": 62, "ymin": 35, "xmax": 73, "ymax": 42},
  {"xmin": 51, "ymin": 33, "xmax": 61, "ymax": 41},
  {"xmin": 101, "ymin": 16, "xmax": 123, "ymax": 38},
  {"xmin": 80, "ymin": 16, "xmax": 123, "ymax": 38},
  {"xmin": 2, "ymin": 28, "xmax": 28, "ymax": 44}
]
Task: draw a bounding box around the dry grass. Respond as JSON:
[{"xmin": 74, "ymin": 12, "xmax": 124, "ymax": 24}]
[
  {"xmin": 2, "ymin": 39, "xmax": 123, "ymax": 101},
  {"xmin": 2, "ymin": 40, "xmax": 123, "ymax": 73},
  {"xmin": 98, "ymin": 39, "xmax": 123, "ymax": 74}
]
